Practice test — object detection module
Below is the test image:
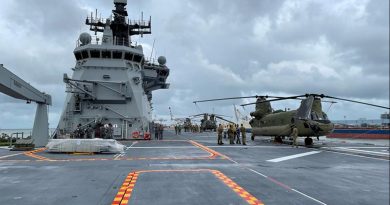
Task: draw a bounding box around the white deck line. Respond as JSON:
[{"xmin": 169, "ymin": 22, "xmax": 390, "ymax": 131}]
[
  {"xmin": 267, "ymin": 151, "xmax": 322, "ymax": 162},
  {"xmin": 0, "ymin": 152, "xmax": 24, "ymax": 159},
  {"xmin": 128, "ymin": 146, "xmax": 197, "ymax": 149},
  {"xmin": 248, "ymin": 168, "xmax": 327, "ymax": 205},
  {"xmin": 331, "ymin": 147, "xmax": 389, "ymax": 155}
]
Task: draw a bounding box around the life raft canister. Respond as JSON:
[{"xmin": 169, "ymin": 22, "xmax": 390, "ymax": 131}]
[
  {"xmin": 132, "ymin": 131, "xmax": 140, "ymax": 139},
  {"xmin": 144, "ymin": 132, "xmax": 151, "ymax": 140}
]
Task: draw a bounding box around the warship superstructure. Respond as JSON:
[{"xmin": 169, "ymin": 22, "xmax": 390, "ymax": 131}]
[{"xmin": 55, "ymin": 0, "xmax": 169, "ymax": 139}]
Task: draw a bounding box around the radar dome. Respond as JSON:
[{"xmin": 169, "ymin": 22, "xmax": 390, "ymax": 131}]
[
  {"xmin": 79, "ymin": 33, "xmax": 91, "ymax": 45},
  {"xmin": 158, "ymin": 56, "xmax": 167, "ymax": 65}
]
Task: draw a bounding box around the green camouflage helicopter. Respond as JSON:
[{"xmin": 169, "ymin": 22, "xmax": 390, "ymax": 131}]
[
  {"xmin": 194, "ymin": 94, "xmax": 390, "ymax": 146},
  {"xmin": 191, "ymin": 113, "xmax": 235, "ymax": 132}
]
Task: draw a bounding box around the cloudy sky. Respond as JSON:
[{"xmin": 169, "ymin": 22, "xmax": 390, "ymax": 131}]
[{"xmin": 0, "ymin": 0, "xmax": 388, "ymax": 129}]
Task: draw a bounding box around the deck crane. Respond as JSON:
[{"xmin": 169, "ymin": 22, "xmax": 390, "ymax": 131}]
[{"xmin": 0, "ymin": 64, "xmax": 52, "ymax": 147}]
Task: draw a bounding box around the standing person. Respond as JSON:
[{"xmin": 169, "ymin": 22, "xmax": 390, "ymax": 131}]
[
  {"xmin": 217, "ymin": 124, "xmax": 224, "ymax": 145},
  {"xmin": 178, "ymin": 125, "xmax": 182, "ymax": 135},
  {"xmin": 76, "ymin": 124, "xmax": 81, "ymax": 138},
  {"xmin": 223, "ymin": 125, "xmax": 227, "ymax": 139},
  {"xmin": 291, "ymin": 124, "xmax": 299, "ymax": 148},
  {"xmin": 107, "ymin": 123, "xmax": 114, "ymax": 139},
  {"xmin": 159, "ymin": 124, "xmax": 164, "ymax": 140},
  {"xmin": 86, "ymin": 124, "xmax": 93, "ymax": 139},
  {"xmin": 228, "ymin": 124, "xmax": 235, "ymax": 144},
  {"xmin": 154, "ymin": 124, "xmax": 159, "ymax": 140},
  {"xmin": 236, "ymin": 124, "xmax": 241, "ymax": 144},
  {"xmin": 240, "ymin": 124, "xmax": 246, "ymax": 145},
  {"xmin": 232, "ymin": 124, "xmax": 237, "ymax": 142},
  {"xmin": 175, "ymin": 125, "xmax": 178, "ymax": 135}
]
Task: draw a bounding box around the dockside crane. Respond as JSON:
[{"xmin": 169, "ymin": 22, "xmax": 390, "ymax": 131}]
[{"xmin": 0, "ymin": 64, "xmax": 52, "ymax": 147}]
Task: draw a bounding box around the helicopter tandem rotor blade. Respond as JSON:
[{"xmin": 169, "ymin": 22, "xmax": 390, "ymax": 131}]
[
  {"xmin": 193, "ymin": 96, "xmax": 258, "ymax": 104},
  {"xmin": 193, "ymin": 95, "xmax": 285, "ymax": 104},
  {"xmin": 323, "ymin": 95, "xmax": 390, "ymax": 110},
  {"xmin": 215, "ymin": 116, "xmax": 235, "ymax": 124},
  {"xmin": 240, "ymin": 95, "xmax": 307, "ymax": 106}
]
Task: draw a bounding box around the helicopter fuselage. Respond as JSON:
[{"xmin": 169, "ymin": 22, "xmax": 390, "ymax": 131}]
[{"xmin": 250, "ymin": 110, "xmax": 334, "ymax": 137}]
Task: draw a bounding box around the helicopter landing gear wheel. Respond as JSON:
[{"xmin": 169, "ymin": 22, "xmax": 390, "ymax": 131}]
[
  {"xmin": 274, "ymin": 136, "xmax": 283, "ymax": 144},
  {"xmin": 304, "ymin": 137, "xmax": 313, "ymax": 146}
]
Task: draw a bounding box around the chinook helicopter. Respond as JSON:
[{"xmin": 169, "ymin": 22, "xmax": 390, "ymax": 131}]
[
  {"xmin": 191, "ymin": 113, "xmax": 235, "ymax": 131},
  {"xmin": 194, "ymin": 94, "xmax": 390, "ymax": 146}
]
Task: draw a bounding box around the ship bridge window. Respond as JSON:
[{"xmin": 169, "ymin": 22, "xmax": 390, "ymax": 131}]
[
  {"xmin": 102, "ymin": 51, "xmax": 111, "ymax": 59},
  {"xmin": 113, "ymin": 51, "xmax": 123, "ymax": 59},
  {"xmin": 125, "ymin": 52, "xmax": 134, "ymax": 61},
  {"xmin": 159, "ymin": 70, "xmax": 168, "ymax": 76},
  {"xmin": 133, "ymin": 55, "xmax": 143, "ymax": 63},
  {"xmin": 81, "ymin": 50, "xmax": 89, "ymax": 59},
  {"xmin": 90, "ymin": 50, "xmax": 101, "ymax": 58},
  {"xmin": 74, "ymin": 52, "xmax": 82, "ymax": 60}
]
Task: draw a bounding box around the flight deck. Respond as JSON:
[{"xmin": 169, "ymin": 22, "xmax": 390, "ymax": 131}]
[{"xmin": 0, "ymin": 130, "xmax": 389, "ymax": 205}]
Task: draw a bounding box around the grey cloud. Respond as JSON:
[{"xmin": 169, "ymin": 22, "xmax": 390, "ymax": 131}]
[{"xmin": 0, "ymin": 0, "xmax": 388, "ymax": 128}]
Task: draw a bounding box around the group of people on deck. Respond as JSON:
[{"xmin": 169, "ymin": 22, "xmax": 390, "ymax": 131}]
[{"xmin": 217, "ymin": 124, "xmax": 247, "ymax": 145}]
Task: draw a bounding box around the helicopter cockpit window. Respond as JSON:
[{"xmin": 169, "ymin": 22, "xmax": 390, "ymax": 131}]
[
  {"xmin": 323, "ymin": 112, "xmax": 329, "ymax": 120},
  {"xmin": 311, "ymin": 112, "xmax": 318, "ymax": 120}
]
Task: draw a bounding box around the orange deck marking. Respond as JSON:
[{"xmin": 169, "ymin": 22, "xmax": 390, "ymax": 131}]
[
  {"xmin": 23, "ymin": 148, "xmax": 51, "ymax": 161},
  {"xmin": 111, "ymin": 169, "xmax": 264, "ymax": 205}
]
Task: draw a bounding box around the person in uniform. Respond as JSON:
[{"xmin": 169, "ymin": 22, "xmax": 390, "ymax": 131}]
[
  {"xmin": 291, "ymin": 124, "xmax": 299, "ymax": 148},
  {"xmin": 159, "ymin": 124, "xmax": 164, "ymax": 140},
  {"xmin": 228, "ymin": 124, "xmax": 235, "ymax": 144},
  {"xmin": 223, "ymin": 125, "xmax": 227, "ymax": 139},
  {"xmin": 217, "ymin": 124, "xmax": 224, "ymax": 145},
  {"xmin": 236, "ymin": 124, "xmax": 241, "ymax": 144},
  {"xmin": 86, "ymin": 124, "xmax": 93, "ymax": 139},
  {"xmin": 75, "ymin": 124, "xmax": 82, "ymax": 138},
  {"xmin": 178, "ymin": 125, "xmax": 182, "ymax": 135},
  {"xmin": 232, "ymin": 124, "xmax": 236, "ymax": 142},
  {"xmin": 240, "ymin": 124, "xmax": 246, "ymax": 145},
  {"xmin": 154, "ymin": 124, "xmax": 159, "ymax": 140},
  {"xmin": 107, "ymin": 123, "xmax": 114, "ymax": 139}
]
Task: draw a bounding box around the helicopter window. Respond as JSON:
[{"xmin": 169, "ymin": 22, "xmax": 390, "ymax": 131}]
[
  {"xmin": 125, "ymin": 52, "xmax": 133, "ymax": 61},
  {"xmin": 113, "ymin": 51, "xmax": 123, "ymax": 59},
  {"xmin": 323, "ymin": 113, "xmax": 329, "ymax": 120},
  {"xmin": 81, "ymin": 50, "xmax": 89, "ymax": 59},
  {"xmin": 90, "ymin": 50, "xmax": 101, "ymax": 58},
  {"xmin": 74, "ymin": 52, "xmax": 82, "ymax": 60},
  {"xmin": 102, "ymin": 51, "xmax": 111, "ymax": 59},
  {"xmin": 311, "ymin": 112, "xmax": 318, "ymax": 120}
]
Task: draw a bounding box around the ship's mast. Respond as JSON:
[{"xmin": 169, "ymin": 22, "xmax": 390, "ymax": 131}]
[{"xmin": 85, "ymin": 0, "xmax": 151, "ymax": 46}]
